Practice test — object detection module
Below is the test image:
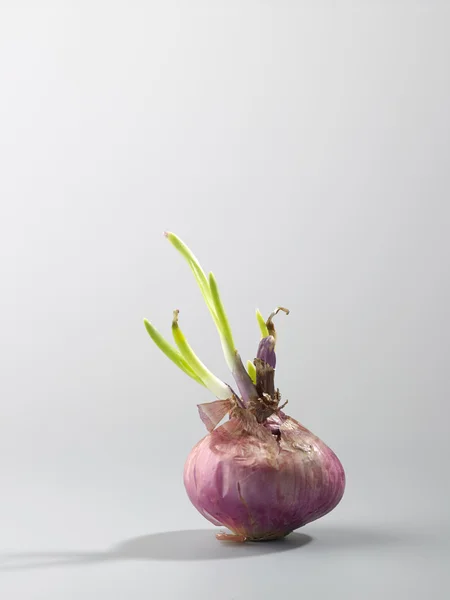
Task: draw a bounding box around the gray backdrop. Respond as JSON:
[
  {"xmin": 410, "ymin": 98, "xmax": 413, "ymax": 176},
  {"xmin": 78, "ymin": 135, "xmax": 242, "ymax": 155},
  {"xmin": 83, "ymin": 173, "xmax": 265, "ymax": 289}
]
[{"xmin": 1, "ymin": 2, "xmax": 449, "ymax": 599}]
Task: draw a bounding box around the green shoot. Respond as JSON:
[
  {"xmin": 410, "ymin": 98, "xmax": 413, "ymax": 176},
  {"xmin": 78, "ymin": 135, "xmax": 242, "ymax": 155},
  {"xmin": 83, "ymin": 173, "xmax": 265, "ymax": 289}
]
[
  {"xmin": 256, "ymin": 309, "xmax": 269, "ymax": 338},
  {"xmin": 165, "ymin": 232, "xmax": 238, "ymax": 372},
  {"xmin": 143, "ymin": 319, "xmax": 205, "ymax": 385},
  {"xmin": 164, "ymin": 232, "xmax": 217, "ymax": 319},
  {"xmin": 208, "ymin": 272, "xmax": 236, "ymax": 368},
  {"xmin": 247, "ymin": 360, "xmax": 257, "ymax": 384},
  {"xmin": 171, "ymin": 311, "xmax": 231, "ymax": 400}
]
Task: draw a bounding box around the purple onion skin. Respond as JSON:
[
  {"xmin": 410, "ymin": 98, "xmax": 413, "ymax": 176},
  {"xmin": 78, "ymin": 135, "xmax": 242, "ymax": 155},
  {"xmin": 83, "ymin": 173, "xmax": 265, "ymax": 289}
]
[
  {"xmin": 256, "ymin": 336, "xmax": 276, "ymax": 368},
  {"xmin": 184, "ymin": 413, "xmax": 345, "ymax": 541}
]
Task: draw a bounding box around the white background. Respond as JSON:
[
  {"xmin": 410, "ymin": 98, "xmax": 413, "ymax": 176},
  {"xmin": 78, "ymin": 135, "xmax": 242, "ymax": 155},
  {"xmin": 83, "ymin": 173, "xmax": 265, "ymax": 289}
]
[{"xmin": 1, "ymin": 2, "xmax": 449, "ymax": 598}]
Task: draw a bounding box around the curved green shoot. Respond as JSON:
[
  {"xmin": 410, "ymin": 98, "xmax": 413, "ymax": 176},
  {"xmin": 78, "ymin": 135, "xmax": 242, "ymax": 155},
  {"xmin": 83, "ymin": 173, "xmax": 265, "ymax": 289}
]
[
  {"xmin": 165, "ymin": 232, "xmax": 237, "ymax": 371},
  {"xmin": 164, "ymin": 232, "xmax": 217, "ymax": 320},
  {"xmin": 256, "ymin": 309, "xmax": 269, "ymax": 338},
  {"xmin": 247, "ymin": 360, "xmax": 257, "ymax": 384},
  {"xmin": 171, "ymin": 311, "xmax": 231, "ymax": 400},
  {"xmin": 208, "ymin": 272, "xmax": 236, "ymax": 368},
  {"xmin": 164, "ymin": 232, "xmax": 260, "ymax": 405},
  {"xmin": 143, "ymin": 319, "xmax": 205, "ymax": 386}
]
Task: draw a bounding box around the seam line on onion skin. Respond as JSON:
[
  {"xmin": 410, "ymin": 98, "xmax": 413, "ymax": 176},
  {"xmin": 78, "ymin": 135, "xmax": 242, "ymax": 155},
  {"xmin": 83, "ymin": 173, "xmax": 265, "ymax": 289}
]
[{"xmin": 237, "ymin": 481, "xmax": 257, "ymax": 533}]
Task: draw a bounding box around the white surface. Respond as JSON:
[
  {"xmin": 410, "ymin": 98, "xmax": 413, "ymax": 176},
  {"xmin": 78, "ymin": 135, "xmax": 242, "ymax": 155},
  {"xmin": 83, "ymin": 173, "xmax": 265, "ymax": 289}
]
[{"xmin": 1, "ymin": 2, "xmax": 449, "ymax": 598}]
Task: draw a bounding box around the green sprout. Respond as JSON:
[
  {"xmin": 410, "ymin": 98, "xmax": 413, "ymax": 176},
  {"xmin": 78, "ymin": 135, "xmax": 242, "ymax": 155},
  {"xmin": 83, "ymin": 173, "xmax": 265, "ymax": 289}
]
[
  {"xmin": 256, "ymin": 309, "xmax": 269, "ymax": 338},
  {"xmin": 247, "ymin": 360, "xmax": 257, "ymax": 384},
  {"xmin": 144, "ymin": 232, "xmax": 259, "ymax": 403},
  {"xmin": 143, "ymin": 232, "xmax": 291, "ymax": 409}
]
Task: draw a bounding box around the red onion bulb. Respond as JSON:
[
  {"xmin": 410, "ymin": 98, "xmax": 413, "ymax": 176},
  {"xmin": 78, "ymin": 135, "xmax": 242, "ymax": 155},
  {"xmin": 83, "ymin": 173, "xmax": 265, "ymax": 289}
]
[
  {"xmin": 184, "ymin": 410, "xmax": 345, "ymax": 541},
  {"xmin": 144, "ymin": 233, "xmax": 345, "ymax": 542}
]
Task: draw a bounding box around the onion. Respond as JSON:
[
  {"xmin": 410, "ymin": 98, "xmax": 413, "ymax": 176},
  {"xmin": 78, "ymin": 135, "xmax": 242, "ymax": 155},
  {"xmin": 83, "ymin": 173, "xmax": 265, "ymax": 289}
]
[{"xmin": 144, "ymin": 233, "xmax": 345, "ymax": 542}]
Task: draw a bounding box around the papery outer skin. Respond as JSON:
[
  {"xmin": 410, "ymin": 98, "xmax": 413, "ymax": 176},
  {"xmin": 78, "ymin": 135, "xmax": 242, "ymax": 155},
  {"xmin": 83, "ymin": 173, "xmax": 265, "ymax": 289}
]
[
  {"xmin": 197, "ymin": 399, "xmax": 234, "ymax": 432},
  {"xmin": 256, "ymin": 336, "xmax": 276, "ymax": 368},
  {"xmin": 184, "ymin": 414, "xmax": 345, "ymax": 540}
]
